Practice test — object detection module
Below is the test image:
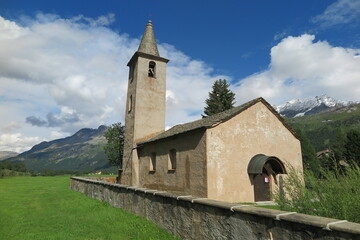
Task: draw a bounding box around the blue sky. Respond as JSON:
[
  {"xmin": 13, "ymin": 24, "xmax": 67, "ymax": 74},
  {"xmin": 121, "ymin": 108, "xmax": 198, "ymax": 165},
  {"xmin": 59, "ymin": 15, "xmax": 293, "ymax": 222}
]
[{"xmin": 1, "ymin": 0, "xmax": 360, "ymax": 152}]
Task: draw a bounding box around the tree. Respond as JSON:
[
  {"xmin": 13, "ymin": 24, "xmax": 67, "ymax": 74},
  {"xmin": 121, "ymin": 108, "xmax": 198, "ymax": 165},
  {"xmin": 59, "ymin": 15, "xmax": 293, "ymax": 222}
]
[
  {"xmin": 203, "ymin": 79, "xmax": 235, "ymax": 117},
  {"xmin": 104, "ymin": 123, "xmax": 125, "ymax": 166},
  {"xmin": 295, "ymin": 128, "xmax": 321, "ymax": 176},
  {"xmin": 331, "ymin": 128, "xmax": 346, "ymax": 163},
  {"xmin": 343, "ymin": 129, "xmax": 360, "ymax": 165}
]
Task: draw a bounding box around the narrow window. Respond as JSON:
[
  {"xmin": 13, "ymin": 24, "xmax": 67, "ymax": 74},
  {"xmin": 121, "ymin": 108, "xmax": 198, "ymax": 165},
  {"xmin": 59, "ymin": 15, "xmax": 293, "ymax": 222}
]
[
  {"xmin": 149, "ymin": 152, "xmax": 156, "ymax": 172},
  {"xmin": 128, "ymin": 95, "xmax": 132, "ymax": 113},
  {"xmin": 168, "ymin": 149, "xmax": 176, "ymax": 170},
  {"xmin": 148, "ymin": 61, "xmax": 156, "ymax": 77},
  {"xmin": 129, "ymin": 66, "xmax": 134, "ymax": 82}
]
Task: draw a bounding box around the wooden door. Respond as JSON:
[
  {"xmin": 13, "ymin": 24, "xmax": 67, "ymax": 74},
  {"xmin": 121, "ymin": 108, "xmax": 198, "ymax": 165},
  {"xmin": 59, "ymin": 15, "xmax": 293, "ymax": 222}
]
[{"xmin": 254, "ymin": 173, "xmax": 271, "ymax": 202}]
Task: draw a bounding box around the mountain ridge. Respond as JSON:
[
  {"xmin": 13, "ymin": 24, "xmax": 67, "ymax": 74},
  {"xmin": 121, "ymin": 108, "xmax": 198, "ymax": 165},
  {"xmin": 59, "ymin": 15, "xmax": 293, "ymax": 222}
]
[
  {"xmin": 5, "ymin": 125, "xmax": 110, "ymax": 172},
  {"xmin": 275, "ymin": 95, "xmax": 359, "ymax": 118},
  {"xmin": 285, "ymin": 102, "xmax": 360, "ymax": 151}
]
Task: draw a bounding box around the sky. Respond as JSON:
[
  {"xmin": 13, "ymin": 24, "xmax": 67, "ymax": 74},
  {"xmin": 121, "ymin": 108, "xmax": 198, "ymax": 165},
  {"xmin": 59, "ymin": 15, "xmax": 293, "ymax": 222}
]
[{"xmin": 1, "ymin": 0, "xmax": 360, "ymax": 153}]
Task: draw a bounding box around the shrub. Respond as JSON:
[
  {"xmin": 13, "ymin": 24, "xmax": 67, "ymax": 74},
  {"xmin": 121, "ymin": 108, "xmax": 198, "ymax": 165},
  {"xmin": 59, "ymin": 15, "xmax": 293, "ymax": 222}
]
[{"xmin": 274, "ymin": 164, "xmax": 360, "ymax": 223}]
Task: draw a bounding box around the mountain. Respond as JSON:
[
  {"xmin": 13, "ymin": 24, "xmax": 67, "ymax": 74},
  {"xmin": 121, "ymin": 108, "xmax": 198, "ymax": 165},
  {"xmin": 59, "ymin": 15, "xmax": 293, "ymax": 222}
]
[
  {"xmin": 0, "ymin": 151, "xmax": 19, "ymax": 161},
  {"xmin": 5, "ymin": 126, "xmax": 110, "ymax": 172},
  {"xmin": 285, "ymin": 103, "xmax": 360, "ymax": 151},
  {"xmin": 275, "ymin": 95, "xmax": 359, "ymax": 118}
]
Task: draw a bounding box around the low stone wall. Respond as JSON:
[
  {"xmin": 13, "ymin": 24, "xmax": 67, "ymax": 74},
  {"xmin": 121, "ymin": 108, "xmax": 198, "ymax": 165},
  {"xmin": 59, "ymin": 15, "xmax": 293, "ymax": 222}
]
[{"xmin": 70, "ymin": 177, "xmax": 360, "ymax": 240}]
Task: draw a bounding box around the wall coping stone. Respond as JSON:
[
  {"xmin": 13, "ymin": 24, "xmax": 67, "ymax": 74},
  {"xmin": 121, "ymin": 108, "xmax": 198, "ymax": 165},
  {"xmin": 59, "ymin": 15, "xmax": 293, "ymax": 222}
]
[
  {"xmin": 278, "ymin": 212, "xmax": 349, "ymax": 230},
  {"xmin": 71, "ymin": 177, "xmax": 360, "ymax": 235},
  {"xmin": 330, "ymin": 221, "xmax": 360, "ymax": 234},
  {"xmin": 134, "ymin": 188, "xmax": 147, "ymax": 192},
  {"xmin": 176, "ymin": 195, "xmax": 193, "ymax": 200}
]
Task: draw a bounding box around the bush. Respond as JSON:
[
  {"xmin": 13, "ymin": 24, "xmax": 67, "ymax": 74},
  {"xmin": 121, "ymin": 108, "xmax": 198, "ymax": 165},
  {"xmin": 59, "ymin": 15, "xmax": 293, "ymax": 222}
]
[{"xmin": 275, "ymin": 164, "xmax": 360, "ymax": 223}]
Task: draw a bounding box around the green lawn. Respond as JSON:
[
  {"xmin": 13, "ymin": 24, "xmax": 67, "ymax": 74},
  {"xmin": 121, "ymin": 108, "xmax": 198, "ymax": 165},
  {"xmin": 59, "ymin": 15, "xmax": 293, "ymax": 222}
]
[{"xmin": 0, "ymin": 176, "xmax": 179, "ymax": 240}]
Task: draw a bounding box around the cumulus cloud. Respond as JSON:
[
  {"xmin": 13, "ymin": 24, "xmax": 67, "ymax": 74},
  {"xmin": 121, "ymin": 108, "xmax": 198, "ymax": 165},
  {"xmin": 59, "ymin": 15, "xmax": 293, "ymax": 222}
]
[
  {"xmin": 0, "ymin": 13, "xmax": 134, "ymax": 138},
  {"xmin": 235, "ymin": 34, "xmax": 360, "ymax": 104},
  {"xmin": 311, "ymin": 0, "xmax": 360, "ymax": 27},
  {"xmin": 3, "ymin": 12, "xmax": 359, "ymax": 153},
  {"xmin": 0, "ymin": 133, "xmax": 42, "ymax": 153},
  {"xmin": 0, "ymin": 14, "xmax": 226, "ymax": 152}
]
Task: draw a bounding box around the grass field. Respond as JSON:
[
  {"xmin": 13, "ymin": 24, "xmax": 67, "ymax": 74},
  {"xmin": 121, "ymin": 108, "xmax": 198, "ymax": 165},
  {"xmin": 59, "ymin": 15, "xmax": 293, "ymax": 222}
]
[{"xmin": 0, "ymin": 176, "xmax": 179, "ymax": 240}]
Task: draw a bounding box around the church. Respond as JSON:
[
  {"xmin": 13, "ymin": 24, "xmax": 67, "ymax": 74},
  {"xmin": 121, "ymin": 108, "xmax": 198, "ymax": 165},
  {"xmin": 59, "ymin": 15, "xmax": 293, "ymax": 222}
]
[{"xmin": 118, "ymin": 20, "xmax": 303, "ymax": 203}]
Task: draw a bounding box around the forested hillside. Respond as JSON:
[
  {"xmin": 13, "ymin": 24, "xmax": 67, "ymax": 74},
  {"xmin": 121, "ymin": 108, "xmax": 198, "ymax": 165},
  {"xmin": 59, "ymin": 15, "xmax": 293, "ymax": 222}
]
[{"xmin": 285, "ymin": 103, "xmax": 360, "ymax": 152}]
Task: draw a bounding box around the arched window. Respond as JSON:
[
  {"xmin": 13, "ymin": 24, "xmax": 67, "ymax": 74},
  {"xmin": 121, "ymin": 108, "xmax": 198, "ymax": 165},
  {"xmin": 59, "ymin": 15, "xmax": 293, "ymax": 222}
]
[{"xmin": 148, "ymin": 61, "xmax": 156, "ymax": 77}]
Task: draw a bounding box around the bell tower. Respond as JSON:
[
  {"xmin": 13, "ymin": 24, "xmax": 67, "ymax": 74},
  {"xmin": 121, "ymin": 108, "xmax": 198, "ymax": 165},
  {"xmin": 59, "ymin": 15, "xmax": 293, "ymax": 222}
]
[{"xmin": 119, "ymin": 20, "xmax": 169, "ymax": 186}]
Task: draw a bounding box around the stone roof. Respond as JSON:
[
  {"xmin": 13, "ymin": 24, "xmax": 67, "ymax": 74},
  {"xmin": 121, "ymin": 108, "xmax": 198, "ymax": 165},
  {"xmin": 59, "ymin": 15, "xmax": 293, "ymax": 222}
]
[
  {"xmin": 137, "ymin": 20, "xmax": 160, "ymax": 57},
  {"xmin": 138, "ymin": 97, "xmax": 299, "ymax": 145}
]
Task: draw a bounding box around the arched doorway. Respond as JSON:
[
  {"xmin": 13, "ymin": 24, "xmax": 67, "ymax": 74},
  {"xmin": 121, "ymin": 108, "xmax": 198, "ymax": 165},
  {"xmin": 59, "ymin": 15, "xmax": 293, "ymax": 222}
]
[{"xmin": 248, "ymin": 154, "xmax": 286, "ymax": 202}]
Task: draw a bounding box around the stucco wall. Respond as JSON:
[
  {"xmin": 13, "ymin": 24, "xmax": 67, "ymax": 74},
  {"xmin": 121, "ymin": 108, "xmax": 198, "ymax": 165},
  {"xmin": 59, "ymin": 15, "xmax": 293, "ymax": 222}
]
[
  {"xmin": 121, "ymin": 55, "xmax": 167, "ymax": 186},
  {"xmin": 207, "ymin": 102, "xmax": 303, "ymax": 202},
  {"xmin": 71, "ymin": 177, "xmax": 360, "ymax": 240},
  {"xmin": 137, "ymin": 128, "xmax": 207, "ymax": 197},
  {"xmin": 133, "ymin": 57, "xmax": 166, "ymax": 142}
]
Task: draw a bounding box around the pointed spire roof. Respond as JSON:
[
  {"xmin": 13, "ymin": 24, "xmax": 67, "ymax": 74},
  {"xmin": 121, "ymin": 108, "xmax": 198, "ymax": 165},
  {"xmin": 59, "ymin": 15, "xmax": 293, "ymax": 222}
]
[
  {"xmin": 138, "ymin": 20, "xmax": 160, "ymax": 57},
  {"xmin": 127, "ymin": 20, "xmax": 169, "ymax": 66}
]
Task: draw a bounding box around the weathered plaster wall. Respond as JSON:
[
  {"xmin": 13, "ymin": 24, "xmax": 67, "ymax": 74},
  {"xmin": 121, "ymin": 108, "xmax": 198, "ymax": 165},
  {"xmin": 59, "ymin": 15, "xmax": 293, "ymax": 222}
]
[
  {"xmin": 133, "ymin": 57, "xmax": 166, "ymax": 142},
  {"xmin": 137, "ymin": 129, "xmax": 207, "ymax": 197},
  {"xmin": 121, "ymin": 55, "xmax": 167, "ymax": 186},
  {"xmin": 71, "ymin": 177, "xmax": 360, "ymax": 240},
  {"xmin": 206, "ymin": 102, "xmax": 303, "ymax": 202}
]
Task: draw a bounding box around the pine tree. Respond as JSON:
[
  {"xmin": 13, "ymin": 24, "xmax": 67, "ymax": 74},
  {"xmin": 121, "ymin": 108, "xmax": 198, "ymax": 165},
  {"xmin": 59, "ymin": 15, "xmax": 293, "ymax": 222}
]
[
  {"xmin": 203, "ymin": 79, "xmax": 235, "ymax": 117},
  {"xmin": 104, "ymin": 123, "xmax": 125, "ymax": 166}
]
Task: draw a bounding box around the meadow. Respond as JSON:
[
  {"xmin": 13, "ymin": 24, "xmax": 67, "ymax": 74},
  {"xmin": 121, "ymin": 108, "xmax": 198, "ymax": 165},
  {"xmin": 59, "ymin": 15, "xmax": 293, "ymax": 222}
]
[{"xmin": 0, "ymin": 176, "xmax": 179, "ymax": 240}]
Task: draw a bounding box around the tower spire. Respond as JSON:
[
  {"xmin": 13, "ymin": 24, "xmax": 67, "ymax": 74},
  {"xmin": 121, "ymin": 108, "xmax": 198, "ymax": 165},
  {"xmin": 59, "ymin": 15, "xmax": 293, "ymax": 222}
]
[{"xmin": 138, "ymin": 20, "xmax": 160, "ymax": 57}]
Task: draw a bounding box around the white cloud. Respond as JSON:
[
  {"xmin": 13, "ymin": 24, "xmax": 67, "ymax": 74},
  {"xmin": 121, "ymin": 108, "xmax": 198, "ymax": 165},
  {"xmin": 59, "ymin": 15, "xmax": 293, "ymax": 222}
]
[
  {"xmin": 235, "ymin": 34, "xmax": 360, "ymax": 104},
  {"xmin": 50, "ymin": 131, "xmax": 66, "ymax": 140},
  {"xmin": 0, "ymin": 133, "xmax": 42, "ymax": 153},
  {"xmin": 4, "ymin": 12, "xmax": 358, "ymax": 154},
  {"xmin": 0, "ymin": 121, "xmax": 21, "ymax": 133},
  {"xmin": 0, "ymin": 14, "xmax": 226, "ymax": 152},
  {"xmin": 311, "ymin": 0, "xmax": 360, "ymax": 27}
]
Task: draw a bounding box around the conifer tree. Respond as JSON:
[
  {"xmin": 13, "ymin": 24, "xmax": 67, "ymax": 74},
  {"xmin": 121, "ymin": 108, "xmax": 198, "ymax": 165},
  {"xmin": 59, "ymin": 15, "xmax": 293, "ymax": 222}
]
[
  {"xmin": 203, "ymin": 79, "xmax": 235, "ymax": 117},
  {"xmin": 104, "ymin": 122, "xmax": 125, "ymax": 166}
]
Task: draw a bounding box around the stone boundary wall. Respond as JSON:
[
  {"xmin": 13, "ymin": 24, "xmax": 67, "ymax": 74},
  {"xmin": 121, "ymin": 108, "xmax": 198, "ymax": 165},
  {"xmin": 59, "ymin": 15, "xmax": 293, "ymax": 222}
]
[{"xmin": 70, "ymin": 177, "xmax": 360, "ymax": 240}]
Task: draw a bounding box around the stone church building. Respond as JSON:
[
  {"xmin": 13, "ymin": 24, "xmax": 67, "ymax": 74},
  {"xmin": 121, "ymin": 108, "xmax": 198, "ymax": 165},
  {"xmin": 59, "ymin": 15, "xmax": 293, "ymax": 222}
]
[{"xmin": 118, "ymin": 20, "xmax": 303, "ymax": 203}]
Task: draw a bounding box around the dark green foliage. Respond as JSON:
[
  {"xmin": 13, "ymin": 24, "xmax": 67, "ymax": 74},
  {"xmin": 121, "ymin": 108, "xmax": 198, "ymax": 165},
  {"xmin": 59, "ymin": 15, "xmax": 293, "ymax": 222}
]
[
  {"xmin": 104, "ymin": 122, "xmax": 125, "ymax": 166},
  {"xmin": 274, "ymin": 165, "xmax": 360, "ymax": 223},
  {"xmin": 343, "ymin": 129, "xmax": 360, "ymax": 164},
  {"xmin": 0, "ymin": 161, "xmax": 27, "ymax": 177},
  {"xmin": 295, "ymin": 128, "xmax": 321, "ymax": 175},
  {"xmin": 331, "ymin": 129, "xmax": 346, "ymax": 163},
  {"xmin": 310, "ymin": 129, "xmax": 360, "ymax": 171},
  {"xmin": 0, "ymin": 160, "xmax": 26, "ymax": 171},
  {"xmin": 203, "ymin": 79, "xmax": 235, "ymax": 117}
]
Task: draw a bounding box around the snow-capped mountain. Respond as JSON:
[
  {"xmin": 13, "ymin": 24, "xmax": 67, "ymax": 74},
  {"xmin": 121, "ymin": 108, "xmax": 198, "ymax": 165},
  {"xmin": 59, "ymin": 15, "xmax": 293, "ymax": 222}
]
[{"xmin": 275, "ymin": 95, "xmax": 359, "ymax": 118}]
